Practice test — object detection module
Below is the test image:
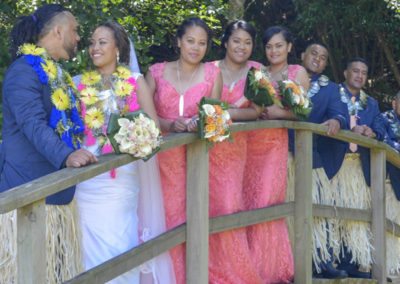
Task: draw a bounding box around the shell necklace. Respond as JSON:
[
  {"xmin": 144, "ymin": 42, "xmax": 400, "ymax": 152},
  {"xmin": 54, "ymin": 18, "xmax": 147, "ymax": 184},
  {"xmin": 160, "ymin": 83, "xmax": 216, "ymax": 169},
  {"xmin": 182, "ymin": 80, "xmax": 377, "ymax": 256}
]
[{"xmin": 176, "ymin": 60, "xmax": 199, "ymax": 116}]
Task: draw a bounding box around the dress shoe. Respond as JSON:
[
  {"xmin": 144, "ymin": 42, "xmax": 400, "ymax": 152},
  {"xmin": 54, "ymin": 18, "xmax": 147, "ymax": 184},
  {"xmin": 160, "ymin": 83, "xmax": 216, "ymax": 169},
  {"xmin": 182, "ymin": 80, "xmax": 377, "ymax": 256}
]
[
  {"xmin": 346, "ymin": 269, "xmax": 371, "ymax": 279},
  {"xmin": 316, "ymin": 261, "xmax": 348, "ymax": 279}
]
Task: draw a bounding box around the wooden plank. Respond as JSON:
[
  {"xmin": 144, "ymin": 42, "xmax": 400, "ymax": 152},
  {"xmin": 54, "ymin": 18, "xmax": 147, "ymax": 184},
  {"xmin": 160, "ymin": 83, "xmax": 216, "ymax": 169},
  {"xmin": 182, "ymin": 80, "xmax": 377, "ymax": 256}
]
[
  {"xmin": 17, "ymin": 199, "xmax": 46, "ymax": 284},
  {"xmin": 1, "ymin": 121, "xmax": 400, "ymax": 215},
  {"xmin": 313, "ymin": 204, "xmax": 372, "ymax": 222},
  {"xmin": 294, "ymin": 130, "xmax": 313, "ymax": 284},
  {"xmin": 313, "ymin": 278, "xmax": 378, "ymax": 283},
  {"xmin": 210, "ymin": 202, "xmax": 294, "ymax": 234},
  {"xmin": 66, "ymin": 225, "xmax": 186, "ymax": 283},
  {"xmin": 186, "ymin": 139, "xmax": 209, "ymax": 284},
  {"xmin": 370, "ymin": 149, "xmax": 386, "ymax": 282}
]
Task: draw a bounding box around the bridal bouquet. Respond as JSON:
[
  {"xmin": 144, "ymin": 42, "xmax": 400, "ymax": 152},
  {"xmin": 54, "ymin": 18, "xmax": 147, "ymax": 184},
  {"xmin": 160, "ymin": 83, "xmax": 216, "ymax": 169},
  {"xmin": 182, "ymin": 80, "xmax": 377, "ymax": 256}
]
[
  {"xmin": 278, "ymin": 79, "xmax": 312, "ymax": 120},
  {"xmin": 198, "ymin": 97, "xmax": 232, "ymax": 144},
  {"xmin": 107, "ymin": 111, "xmax": 161, "ymax": 160},
  {"xmin": 244, "ymin": 67, "xmax": 279, "ymax": 107}
]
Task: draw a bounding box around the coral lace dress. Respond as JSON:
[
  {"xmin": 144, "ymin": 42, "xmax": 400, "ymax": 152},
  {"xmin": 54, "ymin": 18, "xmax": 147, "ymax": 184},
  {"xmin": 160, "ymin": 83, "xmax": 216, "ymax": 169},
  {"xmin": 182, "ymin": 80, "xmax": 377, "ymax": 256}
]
[{"xmin": 150, "ymin": 62, "xmax": 219, "ymax": 284}]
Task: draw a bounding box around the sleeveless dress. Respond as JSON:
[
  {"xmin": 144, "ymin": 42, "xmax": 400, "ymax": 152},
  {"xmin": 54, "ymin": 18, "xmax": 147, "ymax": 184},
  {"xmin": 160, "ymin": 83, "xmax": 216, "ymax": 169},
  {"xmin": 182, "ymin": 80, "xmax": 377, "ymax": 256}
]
[
  {"xmin": 75, "ymin": 72, "xmax": 143, "ymax": 283},
  {"xmin": 242, "ymin": 65, "xmax": 301, "ymax": 283},
  {"xmin": 150, "ymin": 62, "xmax": 220, "ymax": 284},
  {"xmin": 208, "ymin": 60, "xmax": 263, "ymax": 284}
]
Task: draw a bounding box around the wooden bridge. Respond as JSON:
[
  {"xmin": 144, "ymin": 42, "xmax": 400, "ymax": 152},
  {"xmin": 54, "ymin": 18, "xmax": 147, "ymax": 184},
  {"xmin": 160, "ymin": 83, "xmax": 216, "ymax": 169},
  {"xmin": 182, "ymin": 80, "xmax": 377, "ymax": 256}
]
[{"xmin": 1, "ymin": 120, "xmax": 399, "ymax": 284}]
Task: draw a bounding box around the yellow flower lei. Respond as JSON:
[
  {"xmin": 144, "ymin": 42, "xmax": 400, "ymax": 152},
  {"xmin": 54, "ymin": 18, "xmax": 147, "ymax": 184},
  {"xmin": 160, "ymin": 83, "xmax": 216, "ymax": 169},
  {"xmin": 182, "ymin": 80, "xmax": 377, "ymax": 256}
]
[{"xmin": 18, "ymin": 43, "xmax": 84, "ymax": 149}]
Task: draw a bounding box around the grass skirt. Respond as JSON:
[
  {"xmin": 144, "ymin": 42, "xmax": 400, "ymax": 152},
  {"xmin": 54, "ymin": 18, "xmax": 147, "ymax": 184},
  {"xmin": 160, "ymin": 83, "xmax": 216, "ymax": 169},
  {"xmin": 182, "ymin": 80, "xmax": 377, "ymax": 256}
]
[
  {"xmin": 0, "ymin": 199, "xmax": 82, "ymax": 283},
  {"xmin": 331, "ymin": 153, "xmax": 373, "ymax": 270},
  {"xmin": 286, "ymin": 154, "xmax": 340, "ymax": 272},
  {"xmin": 386, "ymin": 179, "xmax": 400, "ymax": 275}
]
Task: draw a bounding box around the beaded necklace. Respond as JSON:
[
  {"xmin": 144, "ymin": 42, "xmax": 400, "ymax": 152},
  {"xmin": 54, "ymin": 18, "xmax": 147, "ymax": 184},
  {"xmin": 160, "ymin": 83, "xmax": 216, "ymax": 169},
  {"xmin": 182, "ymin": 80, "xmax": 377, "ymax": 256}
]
[{"xmin": 19, "ymin": 43, "xmax": 84, "ymax": 149}]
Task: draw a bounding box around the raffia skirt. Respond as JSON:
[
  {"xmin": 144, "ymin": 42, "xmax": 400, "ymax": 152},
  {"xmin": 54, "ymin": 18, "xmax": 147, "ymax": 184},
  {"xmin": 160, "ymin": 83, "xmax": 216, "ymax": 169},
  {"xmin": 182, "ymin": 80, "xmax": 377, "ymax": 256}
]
[
  {"xmin": 331, "ymin": 153, "xmax": 373, "ymax": 270},
  {"xmin": 386, "ymin": 179, "xmax": 400, "ymax": 276},
  {"xmin": 286, "ymin": 153, "xmax": 340, "ymax": 272},
  {"xmin": 0, "ymin": 199, "xmax": 82, "ymax": 283}
]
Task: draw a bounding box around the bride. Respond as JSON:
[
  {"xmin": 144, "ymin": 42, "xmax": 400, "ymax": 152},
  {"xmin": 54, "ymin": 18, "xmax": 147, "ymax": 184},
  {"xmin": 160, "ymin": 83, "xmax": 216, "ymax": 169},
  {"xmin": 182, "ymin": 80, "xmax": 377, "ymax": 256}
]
[{"xmin": 74, "ymin": 21, "xmax": 175, "ymax": 283}]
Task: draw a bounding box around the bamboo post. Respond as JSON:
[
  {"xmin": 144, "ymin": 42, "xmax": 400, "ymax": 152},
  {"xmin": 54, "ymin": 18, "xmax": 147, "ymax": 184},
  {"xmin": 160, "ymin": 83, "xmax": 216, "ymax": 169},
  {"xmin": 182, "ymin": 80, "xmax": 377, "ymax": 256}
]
[
  {"xmin": 17, "ymin": 199, "xmax": 46, "ymax": 284},
  {"xmin": 294, "ymin": 130, "xmax": 313, "ymax": 284},
  {"xmin": 370, "ymin": 148, "xmax": 386, "ymax": 283},
  {"xmin": 186, "ymin": 140, "xmax": 209, "ymax": 283}
]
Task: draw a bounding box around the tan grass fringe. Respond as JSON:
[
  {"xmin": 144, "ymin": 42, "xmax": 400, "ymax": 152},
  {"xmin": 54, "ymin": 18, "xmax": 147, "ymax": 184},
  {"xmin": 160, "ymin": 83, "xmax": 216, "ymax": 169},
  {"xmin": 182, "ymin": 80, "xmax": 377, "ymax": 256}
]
[
  {"xmin": 331, "ymin": 154, "xmax": 373, "ymax": 270},
  {"xmin": 0, "ymin": 199, "xmax": 83, "ymax": 283},
  {"xmin": 286, "ymin": 155, "xmax": 339, "ymax": 272},
  {"xmin": 386, "ymin": 180, "xmax": 400, "ymax": 275}
]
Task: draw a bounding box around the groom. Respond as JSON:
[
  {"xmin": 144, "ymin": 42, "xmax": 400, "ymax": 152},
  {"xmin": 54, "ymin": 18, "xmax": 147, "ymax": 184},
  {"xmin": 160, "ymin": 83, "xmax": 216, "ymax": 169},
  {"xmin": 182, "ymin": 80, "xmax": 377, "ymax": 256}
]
[{"xmin": 0, "ymin": 4, "xmax": 97, "ymax": 202}]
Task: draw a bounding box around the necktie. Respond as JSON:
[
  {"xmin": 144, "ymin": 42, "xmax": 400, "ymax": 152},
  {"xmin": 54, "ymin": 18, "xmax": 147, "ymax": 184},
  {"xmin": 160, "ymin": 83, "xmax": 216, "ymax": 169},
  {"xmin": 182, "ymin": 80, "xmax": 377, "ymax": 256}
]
[{"xmin": 349, "ymin": 96, "xmax": 358, "ymax": 152}]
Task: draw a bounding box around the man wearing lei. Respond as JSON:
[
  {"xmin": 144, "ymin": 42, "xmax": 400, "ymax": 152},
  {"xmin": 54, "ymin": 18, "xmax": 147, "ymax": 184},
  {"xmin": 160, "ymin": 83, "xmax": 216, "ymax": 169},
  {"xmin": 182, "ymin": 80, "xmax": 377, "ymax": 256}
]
[
  {"xmin": 373, "ymin": 91, "xmax": 400, "ymax": 277},
  {"xmin": 0, "ymin": 4, "xmax": 97, "ymax": 283},
  {"xmin": 288, "ymin": 42, "xmax": 349, "ymax": 279},
  {"xmin": 331, "ymin": 57, "xmax": 380, "ymax": 279}
]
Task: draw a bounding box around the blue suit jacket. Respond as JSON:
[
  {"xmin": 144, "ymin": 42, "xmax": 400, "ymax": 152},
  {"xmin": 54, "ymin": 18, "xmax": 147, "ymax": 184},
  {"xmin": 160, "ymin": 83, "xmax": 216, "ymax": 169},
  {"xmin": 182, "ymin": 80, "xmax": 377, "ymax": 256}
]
[
  {"xmin": 0, "ymin": 56, "xmax": 75, "ymax": 205},
  {"xmin": 340, "ymin": 84, "xmax": 381, "ymax": 186},
  {"xmin": 373, "ymin": 110, "xmax": 400, "ymax": 199},
  {"xmin": 289, "ymin": 74, "xmax": 349, "ymax": 179}
]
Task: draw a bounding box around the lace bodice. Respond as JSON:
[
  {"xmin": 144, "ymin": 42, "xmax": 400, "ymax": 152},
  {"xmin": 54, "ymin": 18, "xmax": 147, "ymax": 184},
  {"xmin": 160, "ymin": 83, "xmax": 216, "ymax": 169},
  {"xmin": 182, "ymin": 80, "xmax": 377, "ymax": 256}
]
[{"xmin": 150, "ymin": 62, "xmax": 220, "ymax": 120}]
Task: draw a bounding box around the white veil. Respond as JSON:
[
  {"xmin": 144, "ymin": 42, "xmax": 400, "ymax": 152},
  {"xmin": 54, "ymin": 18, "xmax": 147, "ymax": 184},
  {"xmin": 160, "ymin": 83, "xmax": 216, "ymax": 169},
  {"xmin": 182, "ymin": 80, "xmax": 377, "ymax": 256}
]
[{"xmin": 132, "ymin": 37, "xmax": 176, "ymax": 284}]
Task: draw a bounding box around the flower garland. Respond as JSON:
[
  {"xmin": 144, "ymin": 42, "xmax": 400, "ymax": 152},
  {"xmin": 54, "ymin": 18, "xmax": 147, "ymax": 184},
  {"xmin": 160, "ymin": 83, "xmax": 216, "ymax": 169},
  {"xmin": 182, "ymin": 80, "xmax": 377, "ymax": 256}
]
[
  {"xmin": 307, "ymin": 74, "xmax": 329, "ymax": 99},
  {"xmin": 383, "ymin": 110, "xmax": 400, "ymax": 139},
  {"xmin": 19, "ymin": 43, "xmax": 84, "ymax": 149},
  {"xmin": 339, "ymin": 83, "xmax": 368, "ymax": 116},
  {"xmin": 77, "ymin": 65, "xmax": 140, "ymax": 154}
]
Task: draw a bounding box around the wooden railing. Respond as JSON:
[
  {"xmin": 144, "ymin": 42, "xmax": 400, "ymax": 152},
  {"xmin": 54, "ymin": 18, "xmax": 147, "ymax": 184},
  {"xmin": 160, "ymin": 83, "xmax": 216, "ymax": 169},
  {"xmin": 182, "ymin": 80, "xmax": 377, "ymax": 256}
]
[{"xmin": 1, "ymin": 120, "xmax": 399, "ymax": 284}]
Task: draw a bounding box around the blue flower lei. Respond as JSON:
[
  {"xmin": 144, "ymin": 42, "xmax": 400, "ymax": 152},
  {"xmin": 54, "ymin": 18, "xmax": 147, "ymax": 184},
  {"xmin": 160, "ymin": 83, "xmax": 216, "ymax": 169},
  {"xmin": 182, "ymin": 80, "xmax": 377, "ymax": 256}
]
[
  {"xmin": 339, "ymin": 83, "xmax": 368, "ymax": 116},
  {"xmin": 20, "ymin": 44, "xmax": 84, "ymax": 150},
  {"xmin": 383, "ymin": 110, "xmax": 400, "ymax": 139}
]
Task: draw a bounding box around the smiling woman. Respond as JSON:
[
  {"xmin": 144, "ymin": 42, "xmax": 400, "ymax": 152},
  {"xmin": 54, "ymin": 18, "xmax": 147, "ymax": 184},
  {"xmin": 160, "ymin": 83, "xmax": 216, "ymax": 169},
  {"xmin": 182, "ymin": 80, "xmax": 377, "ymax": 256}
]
[{"xmin": 145, "ymin": 17, "xmax": 222, "ymax": 284}]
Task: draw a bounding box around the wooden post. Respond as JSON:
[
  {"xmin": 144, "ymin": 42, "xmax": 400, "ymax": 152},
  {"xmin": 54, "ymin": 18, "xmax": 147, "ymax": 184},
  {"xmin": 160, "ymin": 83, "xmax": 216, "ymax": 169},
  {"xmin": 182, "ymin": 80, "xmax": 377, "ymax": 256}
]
[
  {"xmin": 294, "ymin": 130, "xmax": 313, "ymax": 284},
  {"xmin": 370, "ymin": 148, "xmax": 386, "ymax": 282},
  {"xmin": 17, "ymin": 199, "xmax": 46, "ymax": 284},
  {"xmin": 186, "ymin": 140, "xmax": 209, "ymax": 284}
]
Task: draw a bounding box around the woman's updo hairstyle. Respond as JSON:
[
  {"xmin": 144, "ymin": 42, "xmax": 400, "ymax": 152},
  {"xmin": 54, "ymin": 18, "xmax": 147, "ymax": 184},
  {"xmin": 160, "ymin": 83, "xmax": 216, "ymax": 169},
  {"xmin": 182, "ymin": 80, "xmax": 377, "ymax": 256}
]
[
  {"xmin": 221, "ymin": 20, "xmax": 256, "ymax": 51},
  {"xmin": 262, "ymin": 25, "xmax": 293, "ymax": 47},
  {"xmin": 95, "ymin": 21, "xmax": 130, "ymax": 65},
  {"xmin": 175, "ymin": 17, "xmax": 212, "ymax": 53}
]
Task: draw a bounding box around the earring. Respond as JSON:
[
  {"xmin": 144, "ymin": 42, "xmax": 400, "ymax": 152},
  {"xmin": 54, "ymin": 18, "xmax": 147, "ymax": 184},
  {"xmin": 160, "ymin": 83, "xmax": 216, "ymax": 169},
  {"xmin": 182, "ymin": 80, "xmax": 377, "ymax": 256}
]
[{"xmin": 116, "ymin": 51, "xmax": 120, "ymax": 63}]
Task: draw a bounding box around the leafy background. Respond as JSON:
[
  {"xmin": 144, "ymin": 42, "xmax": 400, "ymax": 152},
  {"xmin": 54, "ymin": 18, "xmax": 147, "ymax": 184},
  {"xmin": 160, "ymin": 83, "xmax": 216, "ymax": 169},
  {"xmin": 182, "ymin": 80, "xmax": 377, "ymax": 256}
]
[{"xmin": 1, "ymin": 0, "xmax": 400, "ymax": 131}]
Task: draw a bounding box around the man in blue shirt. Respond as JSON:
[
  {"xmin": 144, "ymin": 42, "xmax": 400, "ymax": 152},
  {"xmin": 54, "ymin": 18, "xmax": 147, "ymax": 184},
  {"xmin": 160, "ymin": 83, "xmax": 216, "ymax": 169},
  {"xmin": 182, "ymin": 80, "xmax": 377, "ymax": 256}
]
[{"xmin": 290, "ymin": 42, "xmax": 349, "ymax": 279}]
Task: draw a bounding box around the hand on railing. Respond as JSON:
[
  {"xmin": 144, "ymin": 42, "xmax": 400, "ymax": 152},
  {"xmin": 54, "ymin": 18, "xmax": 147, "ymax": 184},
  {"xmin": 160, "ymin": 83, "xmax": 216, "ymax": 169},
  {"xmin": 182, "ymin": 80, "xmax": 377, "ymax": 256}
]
[
  {"xmin": 65, "ymin": 149, "xmax": 98, "ymax": 168},
  {"xmin": 322, "ymin": 118, "xmax": 340, "ymax": 136}
]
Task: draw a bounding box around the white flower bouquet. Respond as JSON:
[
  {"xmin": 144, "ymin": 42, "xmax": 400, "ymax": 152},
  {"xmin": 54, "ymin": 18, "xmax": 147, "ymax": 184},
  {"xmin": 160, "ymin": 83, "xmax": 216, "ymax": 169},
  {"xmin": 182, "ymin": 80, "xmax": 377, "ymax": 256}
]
[{"xmin": 107, "ymin": 111, "xmax": 161, "ymax": 160}]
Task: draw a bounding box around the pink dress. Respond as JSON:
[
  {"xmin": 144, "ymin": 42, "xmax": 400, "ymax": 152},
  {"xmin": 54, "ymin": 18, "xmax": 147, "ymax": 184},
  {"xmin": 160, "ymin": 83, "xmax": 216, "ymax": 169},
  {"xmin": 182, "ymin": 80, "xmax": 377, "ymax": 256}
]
[
  {"xmin": 150, "ymin": 62, "xmax": 219, "ymax": 284},
  {"xmin": 243, "ymin": 65, "xmax": 302, "ymax": 283},
  {"xmin": 208, "ymin": 61, "xmax": 263, "ymax": 284}
]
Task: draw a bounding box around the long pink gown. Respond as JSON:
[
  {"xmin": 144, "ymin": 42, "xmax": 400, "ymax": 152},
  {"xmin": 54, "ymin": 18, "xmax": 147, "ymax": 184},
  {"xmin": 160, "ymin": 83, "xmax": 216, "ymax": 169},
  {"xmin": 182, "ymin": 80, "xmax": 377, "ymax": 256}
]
[
  {"xmin": 150, "ymin": 62, "xmax": 219, "ymax": 284},
  {"xmin": 208, "ymin": 60, "xmax": 263, "ymax": 284},
  {"xmin": 243, "ymin": 65, "xmax": 302, "ymax": 283}
]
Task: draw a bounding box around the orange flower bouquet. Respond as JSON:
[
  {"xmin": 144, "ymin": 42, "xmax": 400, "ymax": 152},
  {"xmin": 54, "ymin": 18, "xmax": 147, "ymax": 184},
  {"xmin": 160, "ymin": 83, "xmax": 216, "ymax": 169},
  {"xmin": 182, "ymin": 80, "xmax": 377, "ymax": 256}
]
[
  {"xmin": 198, "ymin": 97, "xmax": 232, "ymax": 144},
  {"xmin": 244, "ymin": 67, "xmax": 280, "ymax": 107},
  {"xmin": 278, "ymin": 79, "xmax": 312, "ymax": 120}
]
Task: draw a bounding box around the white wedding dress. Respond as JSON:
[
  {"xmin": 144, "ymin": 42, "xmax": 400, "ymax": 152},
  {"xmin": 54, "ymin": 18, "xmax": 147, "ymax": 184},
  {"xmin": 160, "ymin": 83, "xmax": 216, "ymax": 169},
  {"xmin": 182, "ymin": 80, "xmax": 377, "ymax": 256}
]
[{"xmin": 75, "ymin": 72, "xmax": 175, "ymax": 284}]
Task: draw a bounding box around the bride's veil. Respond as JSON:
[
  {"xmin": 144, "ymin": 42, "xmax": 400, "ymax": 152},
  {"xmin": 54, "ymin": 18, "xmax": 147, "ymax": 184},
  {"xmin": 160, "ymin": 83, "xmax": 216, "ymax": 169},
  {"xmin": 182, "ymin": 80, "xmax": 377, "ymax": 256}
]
[{"xmin": 132, "ymin": 37, "xmax": 176, "ymax": 284}]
